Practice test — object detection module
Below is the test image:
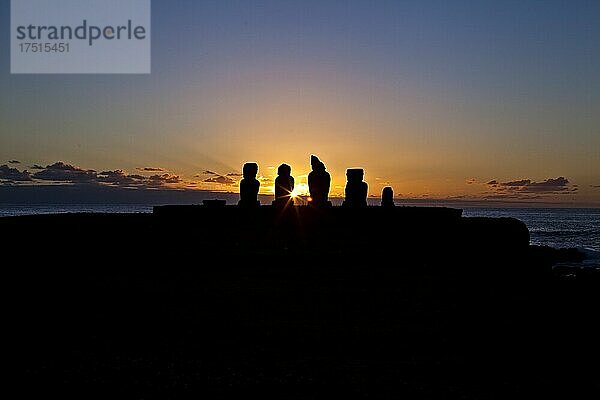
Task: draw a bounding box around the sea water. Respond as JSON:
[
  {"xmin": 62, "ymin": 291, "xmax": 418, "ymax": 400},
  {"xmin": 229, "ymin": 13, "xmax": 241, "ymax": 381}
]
[{"xmin": 462, "ymin": 208, "xmax": 600, "ymax": 267}]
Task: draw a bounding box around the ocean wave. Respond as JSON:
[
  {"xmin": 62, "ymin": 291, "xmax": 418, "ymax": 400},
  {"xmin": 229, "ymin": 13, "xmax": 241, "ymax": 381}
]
[{"xmin": 530, "ymin": 229, "xmax": 600, "ymax": 236}]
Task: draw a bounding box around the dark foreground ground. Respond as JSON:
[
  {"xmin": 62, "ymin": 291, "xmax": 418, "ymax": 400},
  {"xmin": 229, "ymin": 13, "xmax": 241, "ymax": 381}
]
[{"xmin": 4, "ymin": 207, "xmax": 599, "ymax": 398}]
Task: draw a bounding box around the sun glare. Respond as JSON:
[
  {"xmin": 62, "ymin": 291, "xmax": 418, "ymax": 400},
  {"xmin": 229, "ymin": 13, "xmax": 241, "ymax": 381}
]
[{"xmin": 291, "ymin": 183, "xmax": 309, "ymax": 198}]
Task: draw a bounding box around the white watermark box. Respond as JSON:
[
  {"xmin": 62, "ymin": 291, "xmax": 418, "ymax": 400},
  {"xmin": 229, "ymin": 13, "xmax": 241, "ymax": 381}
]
[{"xmin": 11, "ymin": 0, "xmax": 151, "ymax": 74}]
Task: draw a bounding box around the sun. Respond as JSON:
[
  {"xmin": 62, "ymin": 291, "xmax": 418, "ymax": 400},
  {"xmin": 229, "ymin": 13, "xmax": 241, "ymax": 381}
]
[{"xmin": 291, "ymin": 183, "xmax": 309, "ymax": 198}]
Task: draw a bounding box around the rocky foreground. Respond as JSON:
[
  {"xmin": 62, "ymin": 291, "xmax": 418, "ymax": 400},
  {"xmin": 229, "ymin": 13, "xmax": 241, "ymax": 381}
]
[{"xmin": 5, "ymin": 206, "xmax": 599, "ymax": 398}]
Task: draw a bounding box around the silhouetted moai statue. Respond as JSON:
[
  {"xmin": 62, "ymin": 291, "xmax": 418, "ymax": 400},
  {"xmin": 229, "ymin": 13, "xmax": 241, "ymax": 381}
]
[
  {"xmin": 273, "ymin": 163, "xmax": 295, "ymax": 207},
  {"xmin": 238, "ymin": 162, "xmax": 260, "ymax": 207},
  {"xmin": 308, "ymin": 155, "xmax": 331, "ymax": 207},
  {"xmin": 343, "ymin": 168, "xmax": 368, "ymax": 208},
  {"xmin": 381, "ymin": 187, "xmax": 395, "ymax": 207}
]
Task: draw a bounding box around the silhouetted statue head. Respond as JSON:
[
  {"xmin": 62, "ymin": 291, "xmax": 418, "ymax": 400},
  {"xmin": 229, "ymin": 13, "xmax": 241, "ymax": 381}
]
[
  {"xmin": 311, "ymin": 155, "xmax": 326, "ymax": 172},
  {"xmin": 343, "ymin": 168, "xmax": 368, "ymax": 208},
  {"xmin": 346, "ymin": 168, "xmax": 364, "ymax": 183},
  {"xmin": 274, "ymin": 163, "xmax": 295, "ymax": 207},
  {"xmin": 243, "ymin": 162, "xmax": 258, "ymax": 179},
  {"xmin": 238, "ymin": 162, "xmax": 260, "ymax": 207},
  {"xmin": 277, "ymin": 163, "xmax": 291, "ymax": 177},
  {"xmin": 381, "ymin": 187, "xmax": 394, "ymax": 207},
  {"xmin": 308, "ymin": 155, "xmax": 331, "ymax": 207}
]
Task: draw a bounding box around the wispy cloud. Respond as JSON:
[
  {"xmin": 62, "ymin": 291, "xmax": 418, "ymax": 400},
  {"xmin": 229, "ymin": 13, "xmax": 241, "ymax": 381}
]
[
  {"xmin": 198, "ymin": 170, "xmax": 241, "ymax": 185},
  {"xmin": 136, "ymin": 167, "xmax": 164, "ymax": 172},
  {"xmin": 204, "ymin": 175, "xmax": 236, "ymax": 185},
  {"xmin": 148, "ymin": 174, "xmax": 182, "ymax": 185},
  {"xmin": 98, "ymin": 170, "xmax": 148, "ymax": 186},
  {"xmin": 258, "ymin": 176, "xmax": 274, "ymax": 185}
]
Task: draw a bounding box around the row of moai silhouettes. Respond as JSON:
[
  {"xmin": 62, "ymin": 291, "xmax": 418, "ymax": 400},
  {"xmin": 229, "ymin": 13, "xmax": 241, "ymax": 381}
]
[{"xmin": 238, "ymin": 155, "xmax": 394, "ymax": 207}]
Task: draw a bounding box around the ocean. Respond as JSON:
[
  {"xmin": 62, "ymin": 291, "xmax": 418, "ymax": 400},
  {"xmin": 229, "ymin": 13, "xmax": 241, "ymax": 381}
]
[
  {"xmin": 1, "ymin": 204, "xmax": 598, "ymax": 265},
  {"xmin": 461, "ymin": 208, "xmax": 600, "ymax": 252},
  {"xmin": 461, "ymin": 207, "xmax": 600, "ymax": 267}
]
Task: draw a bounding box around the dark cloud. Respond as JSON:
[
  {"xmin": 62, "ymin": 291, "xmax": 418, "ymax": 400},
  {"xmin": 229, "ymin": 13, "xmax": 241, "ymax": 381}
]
[
  {"xmin": 0, "ymin": 164, "xmax": 32, "ymax": 181},
  {"xmin": 501, "ymin": 179, "xmax": 532, "ymax": 187},
  {"xmin": 97, "ymin": 170, "xmax": 183, "ymax": 187},
  {"xmin": 98, "ymin": 170, "xmax": 147, "ymax": 186},
  {"xmin": 486, "ymin": 176, "xmax": 575, "ymax": 197},
  {"xmin": 518, "ymin": 177, "xmax": 570, "ymax": 193},
  {"xmin": 2, "ymin": 160, "xmax": 260, "ymax": 189},
  {"xmin": 22, "ymin": 161, "xmax": 182, "ymax": 187},
  {"xmin": 204, "ymin": 175, "xmax": 236, "ymax": 185},
  {"xmin": 591, "ymin": 185, "xmax": 600, "ymax": 189},
  {"xmin": 10, "ymin": 161, "xmax": 187, "ymax": 188},
  {"xmin": 148, "ymin": 174, "xmax": 181, "ymax": 185},
  {"xmin": 136, "ymin": 167, "xmax": 164, "ymax": 172},
  {"xmin": 529, "ymin": 177, "xmax": 569, "ymax": 188},
  {"xmin": 32, "ymin": 162, "xmax": 97, "ymax": 182},
  {"xmin": 8, "ymin": 160, "xmax": 20, "ymax": 164}
]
